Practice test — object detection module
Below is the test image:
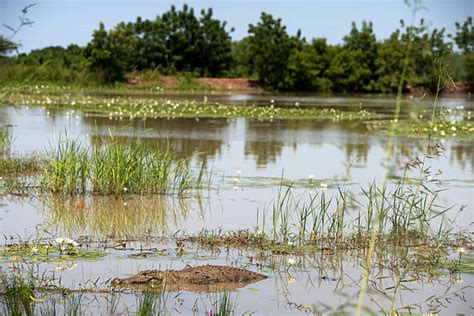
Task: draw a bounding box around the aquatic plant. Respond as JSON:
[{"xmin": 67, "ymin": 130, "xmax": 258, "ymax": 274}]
[
  {"xmin": 0, "ymin": 270, "xmax": 35, "ymax": 316},
  {"xmin": 210, "ymin": 291, "xmax": 237, "ymax": 316},
  {"xmin": 136, "ymin": 291, "xmax": 169, "ymax": 316},
  {"xmin": 41, "ymin": 138, "xmax": 207, "ymax": 196},
  {"xmin": 0, "ymin": 125, "xmax": 13, "ymax": 156}
]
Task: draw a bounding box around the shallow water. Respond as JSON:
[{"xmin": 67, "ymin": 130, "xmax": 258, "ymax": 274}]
[{"xmin": 1, "ymin": 94, "xmax": 473, "ymax": 314}]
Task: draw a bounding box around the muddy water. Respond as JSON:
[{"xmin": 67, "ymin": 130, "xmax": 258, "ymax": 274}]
[{"xmin": 1, "ymin": 95, "xmax": 473, "ymax": 314}]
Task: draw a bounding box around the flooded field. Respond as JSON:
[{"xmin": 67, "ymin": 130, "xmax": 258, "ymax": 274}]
[{"xmin": 0, "ymin": 93, "xmax": 473, "ymax": 314}]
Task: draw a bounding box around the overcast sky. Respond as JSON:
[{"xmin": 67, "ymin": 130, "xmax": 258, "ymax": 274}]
[{"xmin": 1, "ymin": 0, "xmax": 472, "ymax": 53}]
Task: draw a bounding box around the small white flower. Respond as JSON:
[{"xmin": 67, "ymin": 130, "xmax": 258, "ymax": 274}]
[
  {"xmin": 287, "ymin": 257, "xmax": 296, "ymax": 266},
  {"xmin": 320, "ymin": 183, "xmax": 328, "ymax": 189},
  {"xmin": 31, "ymin": 246, "xmax": 39, "ymax": 254},
  {"xmin": 308, "ymin": 174, "xmax": 314, "ymax": 179},
  {"xmin": 233, "ymin": 177, "xmax": 240, "ymax": 183},
  {"xmin": 123, "ymin": 187, "xmax": 128, "ymax": 192},
  {"xmin": 457, "ymin": 247, "xmax": 466, "ymax": 253},
  {"xmin": 55, "ymin": 238, "xmax": 65, "ymax": 244}
]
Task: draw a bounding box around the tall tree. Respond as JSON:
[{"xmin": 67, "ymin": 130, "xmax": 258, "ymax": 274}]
[
  {"xmin": 247, "ymin": 13, "xmax": 296, "ymax": 90},
  {"xmin": 84, "ymin": 22, "xmax": 139, "ymax": 81},
  {"xmin": 328, "ymin": 21, "xmax": 378, "ymax": 92},
  {"xmin": 197, "ymin": 8, "xmax": 233, "ymax": 76},
  {"xmin": 454, "ymin": 17, "xmax": 474, "ymax": 83}
]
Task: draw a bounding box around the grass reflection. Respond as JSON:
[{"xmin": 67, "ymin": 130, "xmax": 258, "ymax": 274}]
[{"xmin": 40, "ymin": 194, "xmax": 193, "ymax": 237}]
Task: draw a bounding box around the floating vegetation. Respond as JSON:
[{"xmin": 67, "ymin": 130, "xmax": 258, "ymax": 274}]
[
  {"xmin": 41, "ymin": 138, "xmax": 208, "ymax": 196},
  {"xmin": 1, "ymin": 86, "xmax": 375, "ymax": 121},
  {"xmin": 0, "ymin": 237, "xmax": 107, "ymax": 263}
]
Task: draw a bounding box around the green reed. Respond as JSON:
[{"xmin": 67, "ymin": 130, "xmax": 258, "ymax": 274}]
[
  {"xmin": 41, "ymin": 138, "xmax": 207, "ymax": 195},
  {"xmin": 210, "ymin": 291, "xmax": 237, "ymax": 316},
  {"xmin": 0, "ymin": 270, "xmax": 36, "ymax": 316},
  {"xmin": 137, "ymin": 291, "xmax": 169, "ymax": 316},
  {"xmin": 262, "ymin": 179, "xmax": 458, "ymax": 246},
  {"xmin": 0, "ymin": 125, "xmax": 13, "ymax": 156}
]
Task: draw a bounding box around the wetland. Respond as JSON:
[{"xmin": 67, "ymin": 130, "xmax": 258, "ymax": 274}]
[{"xmin": 0, "ymin": 87, "xmax": 473, "ymax": 315}]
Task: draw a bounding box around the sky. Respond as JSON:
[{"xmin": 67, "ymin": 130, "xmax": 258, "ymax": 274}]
[{"xmin": 0, "ymin": 0, "xmax": 472, "ymax": 53}]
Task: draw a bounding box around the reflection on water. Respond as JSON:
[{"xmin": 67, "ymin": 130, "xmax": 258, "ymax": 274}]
[
  {"xmin": 1, "ymin": 97, "xmax": 473, "ymax": 314},
  {"xmin": 18, "ymin": 241, "xmax": 473, "ymax": 314},
  {"xmin": 40, "ymin": 195, "xmax": 199, "ymax": 237}
]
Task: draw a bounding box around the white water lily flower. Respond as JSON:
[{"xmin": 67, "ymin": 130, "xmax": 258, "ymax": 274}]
[
  {"xmin": 287, "ymin": 257, "xmax": 296, "ymax": 266},
  {"xmin": 63, "ymin": 238, "xmax": 75, "ymax": 246}
]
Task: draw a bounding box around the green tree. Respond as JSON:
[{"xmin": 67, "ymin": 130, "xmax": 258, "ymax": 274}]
[
  {"xmin": 328, "ymin": 21, "xmax": 378, "ymax": 92},
  {"xmin": 247, "ymin": 13, "xmax": 296, "ymax": 90},
  {"xmin": 285, "ymin": 38, "xmax": 333, "ymax": 91},
  {"xmin": 197, "ymin": 8, "xmax": 233, "ymax": 76},
  {"xmin": 84, "ymin": 22, "xmax": 139, "ymax": 81},
  {"xmin": 128, "ymin": 17, "xmax": 169, "ymax": 70},
  {"xmin": 229, "ymin": 38, "xmax": 253, "ymax": 77},
  {"xmin": 454, "ymin": 17, "xmax": 474, "ymax": 83}
]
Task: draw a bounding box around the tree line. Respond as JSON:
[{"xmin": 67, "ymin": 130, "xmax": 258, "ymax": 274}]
[{"xmin": 1, "ymin": 5, "xmax": 472, "ymax": 92}]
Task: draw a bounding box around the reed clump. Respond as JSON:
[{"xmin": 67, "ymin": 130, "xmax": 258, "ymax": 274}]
[
  {"xmin": 0, "ymin": 269, "xmax": 36, "ymax": 316},
  {"xmin": 257, "ymin": 181, "xmax": 463, "ymax": 248},
  {"xmin": 0, "ymin": 125, "xmax": 13, "ymax": 157},
  {"xmin": 41, "ymin": 139, "xmax": 206, "ymax": 196}
]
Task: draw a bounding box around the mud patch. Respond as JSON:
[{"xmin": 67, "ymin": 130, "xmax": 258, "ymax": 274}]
[{"xmin": 111, "ymin": 265, "xmax": 267, "ymax": 292}]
